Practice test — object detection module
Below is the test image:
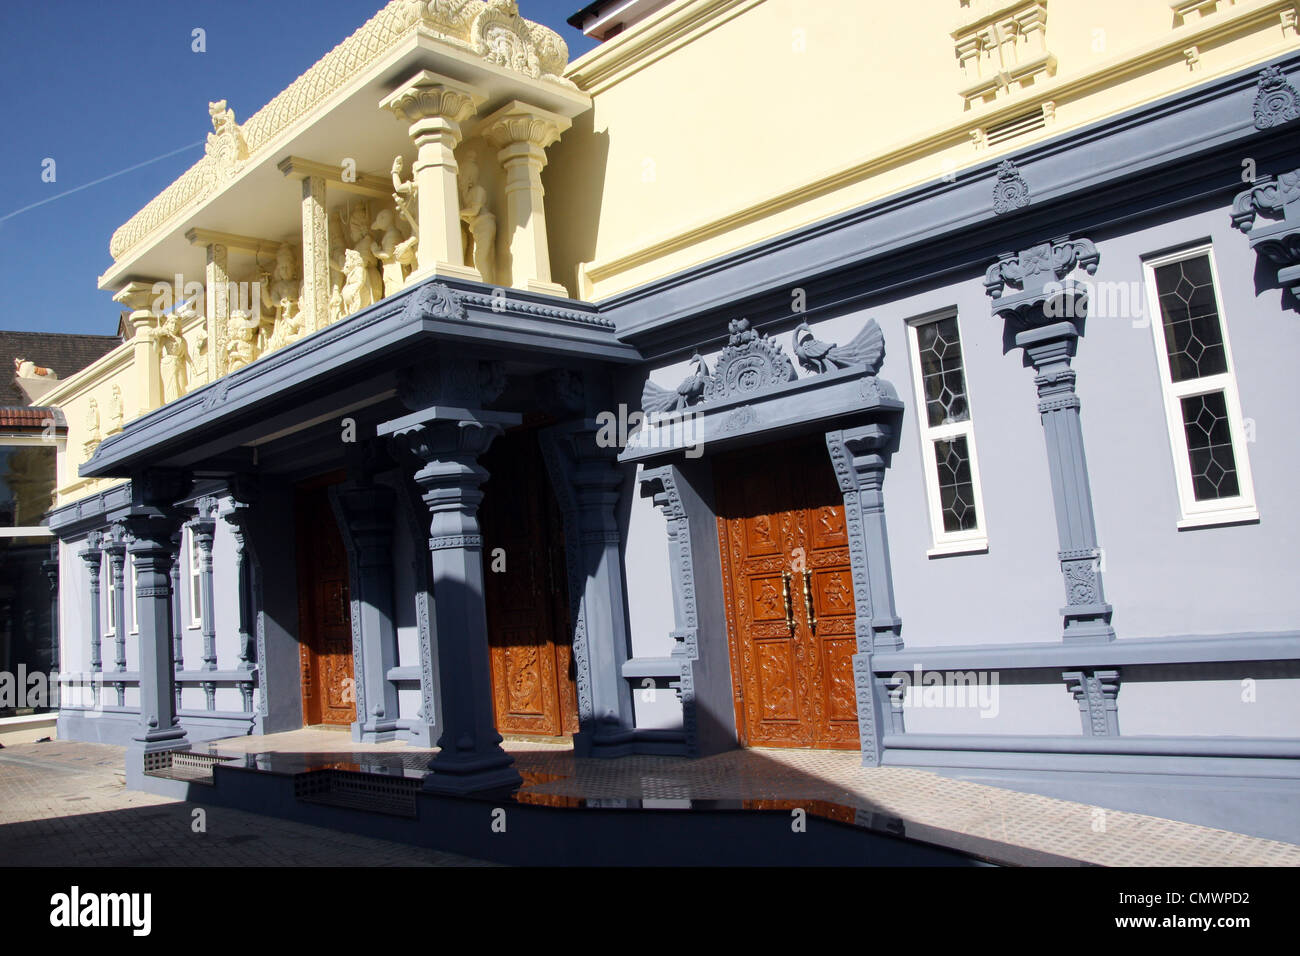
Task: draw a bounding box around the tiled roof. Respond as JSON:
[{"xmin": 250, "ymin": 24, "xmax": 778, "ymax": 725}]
[
  {"xmin": 0, "ymin": 406, "xmax": 65, "ymax": 430},
  {"xmin": 1, "ymin": 329, "xmax": 121, "ymax": 405}
]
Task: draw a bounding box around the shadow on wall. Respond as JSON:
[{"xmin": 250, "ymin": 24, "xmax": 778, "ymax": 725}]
[{"xmin": 544, "ymin": 113, "xmax": 609, "ymax": 299}]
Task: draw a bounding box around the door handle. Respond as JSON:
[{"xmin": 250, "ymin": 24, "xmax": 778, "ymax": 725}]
[
  {"xmin": 802, "ymin": 570, "xmax": 816, "ymax": 634},
  {"xmin": 781, "ymin": 571, "xmax": 794, "ymax": 633}
]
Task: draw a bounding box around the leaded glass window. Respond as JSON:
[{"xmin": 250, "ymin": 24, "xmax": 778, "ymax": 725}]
[
  {"xmin": 1144, "ymin": 246, "xmax": 1256, "ymax": 526},
  {"xmin": 907, "ymin": 311, "xmax": 987, "ymax": 553}
]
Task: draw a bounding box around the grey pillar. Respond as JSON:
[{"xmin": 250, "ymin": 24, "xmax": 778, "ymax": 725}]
[
  {"xmin": 42, "ymin": 541, "xmax": 59, "ymax": 677},
  {"xmin": 540, "ymin": 421, "xmax": 636, "ymax": 757},
  {"xmin": 104, "ymin": 527, "xmax": 128, "ymax": 706},
  {"xmin": 826, "ymin": 423, "xmax": 902, "ymax": 767},
  {"xmin": 987, "ymin": 237, "xmax": 1115, "ymax": 643},
  {"xmin": 121, "ymin": 511, "xmax": 189, "ymax": 782},
  {"xmin": 78, "ymin": 533, "xmax": 104, "ymax": 707},
  {"xmin": 333, "ymin": 482, "xmax": 402, "ymax": 742},
  {"xmin": 190, "ymin": 514, "xmax": 217, "ymax": 671},
  {"xmin": 169, "ymin": 529, "xmax": 183, "ymax": 713},
  {"xmin": 224, "ymin": 497, "xmax": 258, "ymax": 715},
  {"xmin": 1064, "ymin": 669, "xmax": 1120, "ymax": 736},
  {"xmin": 386, "ymin": 409, "xmax": 522, "ymax": 794}
]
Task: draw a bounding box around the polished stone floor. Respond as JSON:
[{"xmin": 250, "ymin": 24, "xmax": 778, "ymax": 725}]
[{"xmin": 203, "ymin": 728, "xmax": 1300, "ymax": 867}]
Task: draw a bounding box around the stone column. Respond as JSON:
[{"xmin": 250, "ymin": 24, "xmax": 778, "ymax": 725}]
[
  {"xmin": 204, "ymin": 243, "xmax": 230, "ymax": 379},
  {"xmin": 300, "ymin": 175, "xmax": 331, "ymax": 332},
  {"xmin": 826, "ymin": 423, "xmax": 903, "ymax": 768},
  {"xmin": 481, "ymin": 101, "xmax": 571, "ymax": 296},
  {"xmin": 169, "ymin": 529, "xmax": 183, "ymax": 713},
  {"xmin": 539, "ymin": 421, "xmax": 636, "ymax": 756},
  {"xmin": 78, "ymin": 533, "xmax": 104, "ymax": 706},
  {"xmin": 385, "ymin": 408, "xmax": 522, "ymax": 794},
  {"xmin": 380, "ymin": 72, "xmax": 484, "ymax": 283},
  {"xmin": 114, "ymin": 282, "xmax": 162, "ymax": 417},
  {"xmin": 1064, "ymin": 669, "xmax": 1120, "ymax": 736},
  {"xmin": 987, "ymin": 237, "xmax": 1115, "ymax": 643},
  {"xmin": 190, "ymin": 507, "xmax": 217, "ymax": 671},
  {"xmin": 121, "ymin": 510, "xmax": 189, "ymax": 782},
  {"xmin": 104, "ymin": 526, "xmax": 128, "ymax": 706},
  {"xmin": 333, "ymin": 482, "xmax": 401, "ymax": 742}
]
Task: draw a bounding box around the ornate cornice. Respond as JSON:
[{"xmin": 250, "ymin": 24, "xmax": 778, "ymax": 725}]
[
  {"xmin": 1231, "ymin": 168, "xmax": 1300, "ymax": 298},
  {"xmin": 109, "ymin": 0, "xmax": 574, "ymax": 262}
]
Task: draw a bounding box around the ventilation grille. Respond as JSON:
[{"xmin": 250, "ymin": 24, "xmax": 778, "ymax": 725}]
[{"xmin": 986, "ymin": 110, "xmax": 1047, "ymax": 146}]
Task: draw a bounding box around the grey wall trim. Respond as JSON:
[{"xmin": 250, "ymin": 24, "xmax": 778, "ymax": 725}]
[
  {"xmin": 79, "ymin": 278, "xmax": 641, "ymax": 479},
  {"xmin": 47, "ymin": 481, "xmax": 133, "ymax": 535},
  {"xmin": 602, "ymin": 53, "xmax": 1300, "ymax": 353},
  {"xmin": 882, "ymin": 732, "xmax": 1300, "ymax": 759},
  {"xmin": 872, "ymin": 630, "xmax": 1300, "ymax": 671}
]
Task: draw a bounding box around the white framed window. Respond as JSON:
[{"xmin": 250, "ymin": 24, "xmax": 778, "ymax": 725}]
[
  {"xmin": 102, "ymin": 551, "xmax": 116, "ymax": 638},
  {"xmin": 128, "ymin": 563, "xmax": 139, "ymax": 635},
  {"xmin": 186, "ymin": 526, "xmax": 203, "ymax": 629},
  {"xmin": 1142, "ymin": 244, "xmax": 1257, "ymax": 529},
  {"xmin": 906, "ymin": 309, "xmax": 989, "ymax": 555}
]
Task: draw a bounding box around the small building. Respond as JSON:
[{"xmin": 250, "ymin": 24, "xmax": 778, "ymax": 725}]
[{"xmin": 39, "ymin": 0, "xmax": 1300, "ymax": 843}]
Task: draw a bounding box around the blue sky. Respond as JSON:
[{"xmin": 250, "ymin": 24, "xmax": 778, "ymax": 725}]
[{"xmin": 0, "ymin": 0, "xmax": 596, "ymax": 336}]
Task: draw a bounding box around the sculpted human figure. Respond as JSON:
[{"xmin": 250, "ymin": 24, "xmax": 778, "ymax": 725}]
[
  {"xmin": 340, "ymin": 249, "xmax": 368, "ymax": 317},
  {"xmin": 339, "ymin": 205, "xmax": 383, "ymax": 307},
  {"xmin": 146, "ymin": 309, "xmax": 199, "ymax": 404},
  {"xmin": 108, "ymin": 385, "xmax": 124, "ymax": 432},
  {"xmin": 391, "ymin": 155, "xmax": 418, "ymax": 235},
  {"xmin": 372, "ymin": 208, "xmax": 418, "ymax": 297},
  {"xmin": 459, "ymin": 158, "xmax": 496, "ymax": 283},
  {"xmin": 328, "ymin": 282, "xmax": 344, "ymax": 325},
  {"xmin": 260, "ymin": 243, "xmax": 301, "ymax": 329},
  {"xmin": 225, "ymin": 311, "xmax": 258, "ymax": 372},
  {"xmin": 84, "ymin": 398, "xmax": 101, "ymax": 441}
]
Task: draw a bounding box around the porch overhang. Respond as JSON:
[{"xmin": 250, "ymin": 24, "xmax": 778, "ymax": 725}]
[{"xmin": 79, "ymin": 276, "xmax": 641, "ymax": 480}]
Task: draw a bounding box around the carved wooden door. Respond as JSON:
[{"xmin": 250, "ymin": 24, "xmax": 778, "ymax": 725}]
[
  {"xmin": 295, "ymin": 479, "xmax": 356, "ymax": 727},
  {"xmin": 715, "ymin": 436, "xmax": 860, "ymax": 750},
  {"xmin": 480, "ymin": 428, "xmax": 579, "ymax": 738}
]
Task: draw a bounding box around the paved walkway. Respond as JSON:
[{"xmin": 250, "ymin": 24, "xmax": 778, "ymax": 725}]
[
  {"xmin": 0, "ymin": 740, "xmax": 490, "ymax": 866},
  {"xmin": 212, "ymin": 729, "xmax": 1300, "ymax": 867}
]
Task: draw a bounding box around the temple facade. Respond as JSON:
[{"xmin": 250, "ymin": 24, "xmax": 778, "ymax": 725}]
[{"xmin": 41, "ymin": 0, "xmax": 1300, "ymax": 839}]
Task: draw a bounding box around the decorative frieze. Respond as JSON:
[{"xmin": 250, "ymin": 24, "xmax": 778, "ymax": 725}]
[{"xmin": 991, "ymin": 159, "xmax": 1031, "ymax": 215}]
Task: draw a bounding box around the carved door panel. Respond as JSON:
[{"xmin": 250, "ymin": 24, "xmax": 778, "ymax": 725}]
[
  {"xmin": 295, "ymin": 479, "xmax": 356, "ymax": 727},
  {"xmin": 715, "ymin": 436, "xmax": 860, "ymax": 750},
  {"xmin": 480, "ymin": 428, "xmax": 579, "ymax": 738}
]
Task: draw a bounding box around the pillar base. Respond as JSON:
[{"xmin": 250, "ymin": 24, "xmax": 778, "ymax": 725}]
[
  {"xmin": 1062, "ymin": 603, "xmax": 1116, "ymax": 643},
  {"xmin": 573, "ymin": 727, "xmax": 637, "ymax": 759},
  {"xmin": 404, "ymin": 721, "xmax": 437, "ymax": 748},
  {"xmin": 407, "ymin": 262, "xmax": 484, "ymax": 287},
  {"xmin": 351, "ymin": 719, "xmax": 402, "ymax": 744},
  {"xmin": 523, "ymin": 278, "xmax": 570, "ymax": 298},
  {"xmin": 124, "ymin": 734, "xmax": 191, "ymax": 789},
  {"xmin": 423, "ymin": 750, "xmax": 522, "ymax": 795}
]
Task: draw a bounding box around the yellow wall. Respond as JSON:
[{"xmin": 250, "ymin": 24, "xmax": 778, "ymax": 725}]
[{"xmin": 545, "ymin": 0, "xmax": 1300, "ymax": 299}]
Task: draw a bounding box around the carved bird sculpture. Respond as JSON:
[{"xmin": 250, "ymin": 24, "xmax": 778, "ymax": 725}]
[
  {"xmin": 793, "ymin": 320, "xmax": 885, "ymax": 374},
  {"xmin": 641, "ymin": 352, "xmax": 711, "ymax": 414}
]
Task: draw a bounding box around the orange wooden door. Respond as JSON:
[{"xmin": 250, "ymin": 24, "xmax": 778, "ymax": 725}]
[
  {"xmin": 480, "ymin": 429, "xmax": 579, "ymax": 738},
  {"xmin": 715, "ymin": 436, "xmax": 860, "ymax": 750},
  {"xmin": 295, "ymin": 480, "xmax": 356, "ymax": 727}
]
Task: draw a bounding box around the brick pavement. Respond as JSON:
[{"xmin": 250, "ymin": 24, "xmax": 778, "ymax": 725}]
[{"xmin": 0, "ymin": 740, "xmax": 490, "ymax": 866}]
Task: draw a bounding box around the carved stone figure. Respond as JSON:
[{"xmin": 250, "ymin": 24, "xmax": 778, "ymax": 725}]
[
  {"xmin": 793, "ymin": 319, "xmax": 885, "ymax": 374},
  {"xmin": 340, "ymin": 249, "xmax": 368, "ymax": 316},
  {"xmin": 146, "ymin": 309, "xmax": 199, "ymax": 404},
  {"xmin": 205, "ymin": 100, "xmax": 249, "ymax": 179},
  {"xmin": 392, "ymin": 155, "xmax": 418, "ymax": 235},
  {"xmin": 335, "ymin": 205, "xmax": 383, "ymax": 309},
  {"xmin": 225, "ymin": 311, "xmax": 259, "ymax": 372},
  {"xmin": 641, "ymin": 352, "xmax": 710, "ymax": 413},
  {"xmin": 372, "ymin": 207, "xmax": 418, "ymax": 297},
  {"xmin": 259, "ymin": 242, "xmax": 301, "ymax": 331},
  {"xmin": 84, "ymin": 398, "xmax": 101, "ymax": 443},
  {"xmin": 328, "ymin": 283, "xmax": 344, "ymax": 326},
  {"xmin": 108, "ymin": 385, "xmax": 125, "ymax": 433},
  {"xmin": 459, "ymin": 157, "xmax": 496, "ymax": 283}
]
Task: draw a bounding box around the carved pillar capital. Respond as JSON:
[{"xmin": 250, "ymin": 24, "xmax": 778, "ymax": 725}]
[
  {"xmin": 380, "ymin": 72, "xmax": 486, "ymax": 282},
  {"xmin": 1231, "ymin": 168, "xmax": 1300, "ymax": 303},
  {"xmin": 480, "ymin": 100, "xmax": 571, "ymax": 296},
  {"xmin": 986, "ymin": 236, "xmax": 1099, "ymax": 332},
  {"xmin": 116, "ymin": 281, "xmax": 164, "ymax": 417}
]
